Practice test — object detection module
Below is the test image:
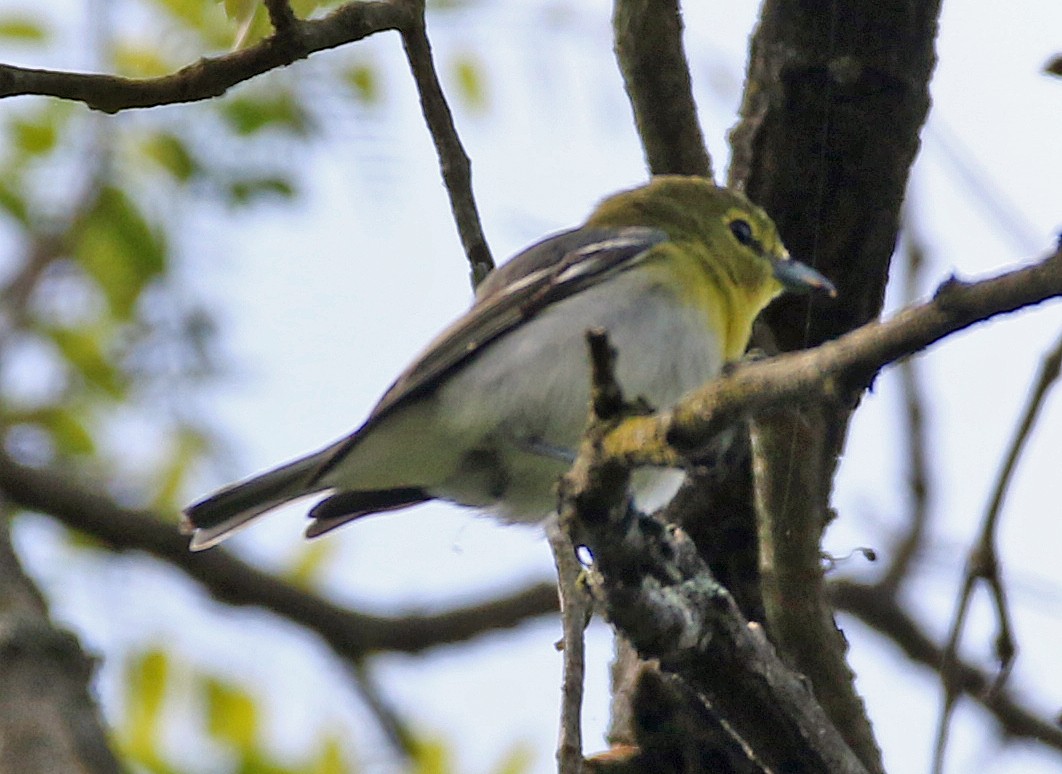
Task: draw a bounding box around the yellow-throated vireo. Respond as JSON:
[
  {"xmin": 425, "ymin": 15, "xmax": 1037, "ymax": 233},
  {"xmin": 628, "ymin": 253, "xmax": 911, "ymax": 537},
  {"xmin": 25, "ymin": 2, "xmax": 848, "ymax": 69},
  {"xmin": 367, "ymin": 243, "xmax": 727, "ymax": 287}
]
[{"xmin": 183, "ymin": 176, "xmax": 834, "ymax": 550}]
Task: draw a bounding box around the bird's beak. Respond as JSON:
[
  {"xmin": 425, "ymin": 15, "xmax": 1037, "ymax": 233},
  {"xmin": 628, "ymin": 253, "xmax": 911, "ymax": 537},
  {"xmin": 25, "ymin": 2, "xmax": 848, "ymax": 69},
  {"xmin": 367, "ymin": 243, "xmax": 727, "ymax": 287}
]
[{"xmin": 772, "ymin": 255, "xmax": 837, "ymax": 297}]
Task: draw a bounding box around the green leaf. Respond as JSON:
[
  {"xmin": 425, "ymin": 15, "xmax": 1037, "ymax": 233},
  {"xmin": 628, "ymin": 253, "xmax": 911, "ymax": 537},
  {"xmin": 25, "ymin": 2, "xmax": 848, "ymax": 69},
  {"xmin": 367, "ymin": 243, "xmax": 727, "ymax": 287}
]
[
  {"xmin": 491, "ymin": 743, "xmax": 535, "ymax": 774},
  {"xmin": 74, "ymin": 187, "xmax": 166, "ymax": 318},
  {"xmin": 110, "ymin": 43, "xmax": 176, "ymax": 77},
  {"xmin": 10, "ymin": 115, "xmax": 58, "ymax": 156},
  {"xmin": 227, "ymin": 175, "xmax": 297, "ymax": 205},
  {"xmin": 344, "ymin": 62, "xmax": 380, "ymax": 104},
  {"xmin": 47, "ymin": 325, "xmax": 125, "ymax": 398},
  {"xmin": 0, "ymin": 180, "xmax": 30, "ymax": 225},
  {"xmin": 153, "ymin": 428, "xmax": 208, "ymax": 511},
  {"xmin": 141, "ymin": 132, "xmax": 198, "ymax": 182},
  {"xmin": 306, "ymin": 735, "xmax": 350, "ymax": 774},
  {"xmin": 450, "ymin": 54, "xmax": 488, "ymax": 112},
  {"xmin": 156, "ymin": 0, "xmax": 230, "ymax": 44},
  {"xmin": 0, "ymin": 15, "xmax": 49, "ymax": 42},
  {"xmin": 20, "ymin": 405, "xmax": 96, "ymax": 456},
  {"xmin": 410, "ymin": 736, "xmax": 452, "ymax": 774},
  {"xmin": 220, "ymin": 93, "xmax": 311, "ymax": 136},
  {"xmin": 124, "ymin": 649, "xmax": 171, "ymax": 760},
  {"xmin": 285, "ymin": 539, "xmax": 334, "ymax": 589},
  {"xmin": 203, "ymin": 676, "xmax": 260, "ymax": 752}
]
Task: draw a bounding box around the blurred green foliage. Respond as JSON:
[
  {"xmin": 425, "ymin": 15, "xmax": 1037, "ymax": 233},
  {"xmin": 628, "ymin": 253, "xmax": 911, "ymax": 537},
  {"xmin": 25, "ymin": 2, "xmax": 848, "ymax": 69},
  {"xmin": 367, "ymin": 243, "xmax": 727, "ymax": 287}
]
[{"xmin": 0, "ymin": 0, "xmax": 496, "ymax": 770}]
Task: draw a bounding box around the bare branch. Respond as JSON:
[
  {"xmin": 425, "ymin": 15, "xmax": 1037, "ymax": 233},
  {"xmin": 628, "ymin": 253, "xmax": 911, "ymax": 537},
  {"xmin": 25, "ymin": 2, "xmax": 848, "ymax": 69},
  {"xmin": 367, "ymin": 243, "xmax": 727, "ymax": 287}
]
[
  {"xmin": 547, "ymin": 521, "xmax": 588, "ymax": 774},
  {"xmin": 399, "ymin": 3, "xmax": 494, "ymax": 285},
  {"xmin": 659, "ymin": 247, "xmax": 1062, "ymax": 458},
  {"xmin": 0, "ymin": 1, "xmax": 413, "ymax": 113},
  {"xmin": 832, "ymin": 580, "xmax": 1062, "ymax": 753},
  {"xmin": 559, "ymin": 450, "xmax": 868, "ymax": 772},
  {"xmin": 263, "ymin": 0, "xmax": 298, "ymax": 35},
  {"xmin": 612, "ymin": 0, "xmax": 712, "ymax": 178},
  {"xmin": 882, "ymin": 221, "xmax": 934, "ymax": 592},
  {"xmin": 751, "ymin": 407, "xmax": 884, "ymax": 773},
  {"xmin": 559, "ymin": 331, "xmax": 867, "ymax": 773},
  {"xmin": 932, "ymin": 327, "xmax": 1062, "ymax": 774},
  {"xmin": 0, "ymin": 448, "xmax": 557, "ymax": 660}
]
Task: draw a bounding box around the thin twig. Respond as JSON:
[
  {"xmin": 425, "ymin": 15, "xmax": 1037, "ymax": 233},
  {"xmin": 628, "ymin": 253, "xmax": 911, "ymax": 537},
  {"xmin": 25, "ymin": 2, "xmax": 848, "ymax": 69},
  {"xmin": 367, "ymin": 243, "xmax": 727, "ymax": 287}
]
[
  {"xmin": 932, "ymin": 328, "xmax": 1062, "ymax": 774},
  {"xmin": 349, "ymin": 661, "xmax": 417, "ymax": 756},
  {"xmin": 263, "ymin": 0, "xmax": 298, "ymax": 35},
  {"xmin": 399, "ymin": 2, "xmax": 493, "ymax": 285},
  {"xmin": 881, "ymin": 219, "xmax": 933, "ymax": 591},
  {"xmin": 547, "ymin": 521, "xmax": 588, "ymax": 774},
  {"xmin": 832, "ymin": 580, "xmax": 1062, "ymax": 752},
  {"xmin": 0, "ymin": 1, "xmax": 413, "ymax": 113}
]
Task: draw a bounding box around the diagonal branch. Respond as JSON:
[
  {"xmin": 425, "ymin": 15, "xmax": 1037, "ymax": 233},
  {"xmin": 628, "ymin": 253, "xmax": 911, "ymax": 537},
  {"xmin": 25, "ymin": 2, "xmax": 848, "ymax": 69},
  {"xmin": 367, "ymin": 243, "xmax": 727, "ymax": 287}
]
[
  {"xmin": 932, "ymin": 327, "xmax": 1062, "ymax": 774},
  {"xmin": 557, "ymin": 330, "xmax": 868, "ymax": 773},
  {"xmin": 0, "ymin": 449, "xmax": 557, "ymax": 661},
  {"xmin": 881, "ymin": 221, "xmax": 934, "ymax": 592},
  {"xmin": 612, "ymin": 0, "xmax": 712, "ymax": 178},
  {"xmin": 0, "ymin": 1, "xmax": 414, "ymax": 113},
  {"xmin": 399, "ymin": 2, "xmax": 493, "ymax": 285},
  {"xmin": 653, "ymin": 247, "xmax": 1062, "ymax": 460},
  {"xmin": 832, "ymin": 580, "xmax": 1062, "ymax": 754}
]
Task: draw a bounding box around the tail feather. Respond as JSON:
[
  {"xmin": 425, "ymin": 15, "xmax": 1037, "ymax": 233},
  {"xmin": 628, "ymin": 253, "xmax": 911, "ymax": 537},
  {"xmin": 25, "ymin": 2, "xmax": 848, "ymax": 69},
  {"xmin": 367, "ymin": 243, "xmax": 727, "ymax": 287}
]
[
  {"xmin": 182, "ymin": 449, "xmax": 335, "ymax": 551},
  {"xmin": 305, "ymin": 487, "xmax": 432, "ymax": 538}
]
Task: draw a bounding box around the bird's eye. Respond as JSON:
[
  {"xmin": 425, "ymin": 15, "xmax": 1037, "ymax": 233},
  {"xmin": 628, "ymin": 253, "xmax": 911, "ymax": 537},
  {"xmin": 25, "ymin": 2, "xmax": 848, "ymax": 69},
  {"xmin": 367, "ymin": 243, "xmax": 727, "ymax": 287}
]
[{"xmin": 729, "ymin": 219, "xmax": 754, "ymax": 247}]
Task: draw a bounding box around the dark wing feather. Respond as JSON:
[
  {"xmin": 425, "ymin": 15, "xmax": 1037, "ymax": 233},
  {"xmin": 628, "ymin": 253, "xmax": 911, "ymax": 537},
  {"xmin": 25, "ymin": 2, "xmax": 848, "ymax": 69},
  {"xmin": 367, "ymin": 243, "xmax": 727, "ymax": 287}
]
[
  {"xmin": 371, "ymin": 225, "xmax": 667, "ymax": 418},
  {"xmin": 310, "ymin": 225, "xmax": 667, "ymax": 484}
]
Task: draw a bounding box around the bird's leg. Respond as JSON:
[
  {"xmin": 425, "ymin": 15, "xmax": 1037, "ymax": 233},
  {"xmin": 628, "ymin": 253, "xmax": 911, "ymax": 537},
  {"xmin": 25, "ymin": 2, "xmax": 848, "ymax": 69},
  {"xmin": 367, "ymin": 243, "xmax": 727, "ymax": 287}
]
[{"xmin": 519, "ymin": 437, "xmax": 577, "ymax": 464}]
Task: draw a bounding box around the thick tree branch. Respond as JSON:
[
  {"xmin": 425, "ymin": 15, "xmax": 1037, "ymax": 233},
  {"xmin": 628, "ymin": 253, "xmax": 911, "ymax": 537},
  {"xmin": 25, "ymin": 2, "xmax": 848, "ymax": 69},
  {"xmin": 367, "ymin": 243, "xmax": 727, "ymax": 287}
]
[
  {"xmin": 0, "ymin": 1, "xmax": 413, "ymax": 113},
  {"xmin": 660, "ymin": 248, "xmax": 1062, "ymax": 457},
  {"xmin": 577, "ymin": 247, "xmax": 1060, "ymax": 769},
  {"xmin": 612, "ymin": 0, "xmax": 711, "ymax": 179},
  {"xmin": 0, "ymin": 450, "xmax": 557, "ymax": 660},
  {"xmin": 560, "ymin": 330, "xmax": 867, "ymax": 773},
  {"xmin": 751, "ymin": 408, "xmax": 884, "ymax": 773},
  {"xmin": 587, "ymin": 247, "xmax": 1062, "ymax": 473},
  {"xmin": 0, "ymin": 516, "xmax": 121, "ymax": 774}
]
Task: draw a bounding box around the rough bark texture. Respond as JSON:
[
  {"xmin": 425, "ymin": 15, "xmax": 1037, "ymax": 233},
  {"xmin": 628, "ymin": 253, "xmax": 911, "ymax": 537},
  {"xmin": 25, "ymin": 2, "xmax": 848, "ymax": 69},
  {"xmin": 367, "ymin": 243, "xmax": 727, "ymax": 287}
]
[
  {"xmin": 610, "ymin": 1, "xmax": 943, "ymax": 770},
  {"xmin": 613, "ymin": 0, "xmax": 712, "ymax": 179},
  {"xmin": 0, "ymin": 518, "xmax": 121, "ymax": 774},
  {"xmin": 726, "ymin": 2, "xmax": 941, "ymax": 770}
]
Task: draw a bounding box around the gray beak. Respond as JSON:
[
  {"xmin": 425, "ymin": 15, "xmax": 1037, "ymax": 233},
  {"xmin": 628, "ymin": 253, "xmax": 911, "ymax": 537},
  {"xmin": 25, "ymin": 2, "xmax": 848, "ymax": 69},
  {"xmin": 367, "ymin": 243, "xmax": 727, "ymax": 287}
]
[{"xmin": 772, "ymin": 257, "xmax": 837, "ymax": 297}]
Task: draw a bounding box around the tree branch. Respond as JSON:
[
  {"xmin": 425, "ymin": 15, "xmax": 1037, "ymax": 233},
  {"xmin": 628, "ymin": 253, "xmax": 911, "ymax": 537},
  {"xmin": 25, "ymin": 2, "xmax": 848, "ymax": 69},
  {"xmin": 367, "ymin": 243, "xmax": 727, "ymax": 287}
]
[
  {"xmin": 0, "ymin": 1, "xmax": 413, "ymax": 113},
  {"xmin": 612, "ymin": 0, "xmax": 712, "ymax": 178},
  {"xmin": 881, "ymin": 221, "xmax": 934, "ymax": 592},
  {"xmin": 0, "ymin": 516, "xmax": 121, "ymax": 774},
  {"xmin": 831, "ymin": 580, "xmax": 1062, "ymax": 754},
  {"xmin": 657, "ymin": 247, "xmax": 1062, "ymax": 458},
  {"xmin": 559, "ymin": 330, "xmax": 867, "ymax": 773},
  {"xmin": 932, "ymin": 327, "xmax": 1062, "ymax": 773},
  {"xmin": 0, "ymin": 449, "xmax": 557, "ymax": 661},
  {"xmin": 263, "ymin": 0, "xmax": 298, "ymax": 35},
  {"xmin": 750, "ymin": 407, "xmax": 884, "ymax": 773},
  {"xmin": 399, "ymin": 1, "xmax": 494, "ymax": 285}
]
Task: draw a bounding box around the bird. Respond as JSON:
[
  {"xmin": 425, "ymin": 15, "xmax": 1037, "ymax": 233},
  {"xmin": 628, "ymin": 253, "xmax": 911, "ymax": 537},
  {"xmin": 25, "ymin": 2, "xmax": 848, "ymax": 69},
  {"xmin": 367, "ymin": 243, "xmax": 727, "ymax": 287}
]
[{"xmin": 182, "ymin": 176, "xmax": 834, "ymax": 550}]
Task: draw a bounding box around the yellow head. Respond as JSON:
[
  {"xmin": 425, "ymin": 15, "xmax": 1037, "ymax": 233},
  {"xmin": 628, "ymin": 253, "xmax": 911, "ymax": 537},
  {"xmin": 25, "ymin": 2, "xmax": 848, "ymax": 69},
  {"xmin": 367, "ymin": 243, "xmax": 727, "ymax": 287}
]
[{"xmin": 586, "ymin": 176, "xmax": 833, "ymax": 359}]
